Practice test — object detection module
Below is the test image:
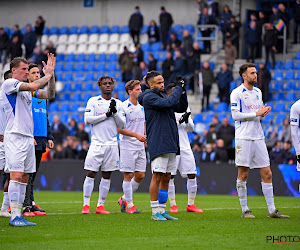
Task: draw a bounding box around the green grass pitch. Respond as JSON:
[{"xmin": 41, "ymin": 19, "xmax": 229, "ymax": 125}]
[{"xmin": 0, "ymin": 191, "xmax": 299, "ymax": 249}]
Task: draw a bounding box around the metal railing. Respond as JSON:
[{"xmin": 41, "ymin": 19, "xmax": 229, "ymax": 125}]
[{"xmin": 195, "ymin": 24, "xmax": 220, "ymax": 52}]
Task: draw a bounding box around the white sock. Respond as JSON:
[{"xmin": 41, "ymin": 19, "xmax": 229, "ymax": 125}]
[
  {"xmin": 236, "ymin": 179, "xmax": 249, "ymax": 213},
  {"xmin": 97, "ymin": 178, "xmax": 110, "ymax": 206},
  {"xmin": 168, "ymin": 179, "xmax": 176, "ymax": 207},
  {"xmin": 83, "ymin": 176, "xmax": 94, "ymax": 206},
  {"xmin": 261, "ymin": 182, "xmax": 276, "ymax": 214},
  {"xmin": 8, "ymin": 180, "xmax": 21, "ymax": 220},
  {"xmin": 187, "ymin": 178, "xmax": 197, "ymax": 206},
  {"xmin": 131, "ymin": 178, "xmax": 140, "ymax": 193},
  {"xmin": 19, "ymin": 182, "xmax": 27, "ymax": 207},
  {"xmin": 1, "ymin": 192, "xmax": 9, "ymax": 211},
  {"xmin": 123, "ymin": 181, "xmax": 133, "ymax": 208},
  {"xmin": 150, "ymin": 200, "xmax": 159, "ymax": 215}
]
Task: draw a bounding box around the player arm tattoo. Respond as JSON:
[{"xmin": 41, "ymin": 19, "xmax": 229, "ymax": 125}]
[
  {"xmin": 19, "ymin": 74, "xmax": 52, "ymax": 92},
  {"xmin": 48, "ymin": 75, "xmax": 56, "ymax": 99}
]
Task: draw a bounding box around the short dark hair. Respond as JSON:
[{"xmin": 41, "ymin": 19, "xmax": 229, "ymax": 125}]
[
  {"xmin": 143, "ymin": 71, "xmax": 161, "ymax": 86},
  {"xmin": 161, "ymin": 6, "xmax": 165, "ymax": 11},
  {"xmin": 125, "ymin": 80, "xmax": 140, "ymax": 94},
  {"xmin": 10, "ymin": 57, "xmax": 28, "ymax": 70},
  {"xmin": 4, "ymin": 70, "xmax": 12, "ymax": 80},
  {"xmin": 28, "ymin": 63, "xmax": 39, "ymax": 71},
  {"xmin": 165, "ymin": 83, "xmax": 175, "ymax": 94},
  {"xmin": 239, "ymin": 63, "xmax": 256, "ymax": 78},
  {"xmin": 97, "ymin": 76, "xmax": 116, "ymax": 86}
]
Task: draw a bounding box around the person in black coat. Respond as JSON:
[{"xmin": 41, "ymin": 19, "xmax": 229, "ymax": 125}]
[
  {"xmin": 225, "ymin": 16, "xmax": 241, "ymax": 56},
  {"xmin": 216, "ymin": 63, "xmax": 233, "ymax": 104},
  {"xmin": 7, "ymin": 36, "xmax": 22, "ymax": 61},
  {"xmin": 11, "ymin": 24, "xmax": 23, "ymax": 43},
  {"xmin": 138, "ymin": 71, "xmax": 187, "ymax": 220},
  {"xmin": 263, "ymin": 23, "xmax": 278, "ymax": 69},
  {"xmin": 215, "ymin": 139, "xmax": 229, "ymax": 163},
  {"xmin": 77, "ymin": 123, "xmax": 90, "ymax": 142},
  {"xmin": 159, "ymin": 6, "xmax": 173, "ymax": 50},
  {"xmin": 51, "ymin": 115, "xmax": 69, "ymax": 144},
  {"xmin": 129, "ymin": 6, "xmax": 143, "ymax": 46},
  {"xmin": 148, "ymin": 53, "xmax": 157, "ymax": 71},
  {"xmin": 245, "ymin": 21, "xmax": 260, "ymax": 63},
  {"xmin": 293, "ymin": 0, "xmax": 300, "ymax": 44},
  {"xmin": 35, "ymin": 16, "xmax": 45, "ymax": 49},
  {"xmin": 0, "ymin": 28, "xmax": 9, "ymax": 63},
  {"xmin": 23, "ymin": 24, "xmax": 37, "ymax": 59},
  {"xmin": 170, "ymin": 50, "xmax": 186, "ymax": 83},
  {"xmin": 162, "ymin": 51, "xmax": 174, "ymax": 86},
  {"xmin": 147, "ymin": 20, "xmax": 160, "ymax": 46},
  {"xmin": 257, "ymin": 63, "xmax": 271, "ymax": 103}
]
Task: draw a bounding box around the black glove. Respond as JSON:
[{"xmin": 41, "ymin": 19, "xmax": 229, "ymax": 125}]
[
  {"xmin": 106, "ymin": 99, "xmax": 117, "ymax": 117},
  {"xmin": 297, "ymin": 155, "xmax": 300, "ymax": 164},
  {"xmin": 175, "ymin": 75, "xmax": 188, "ymax": 88},
  {"xmin": 179, "ymin": 112, "xmax": 191, "ymax": 124}
]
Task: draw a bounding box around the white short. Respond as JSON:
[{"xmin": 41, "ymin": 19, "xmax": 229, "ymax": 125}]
[
  {"xmin": 235, "ymin": 139, "xmax": 270, "ymax": 169},
  {"xmin": 151, "ymin": 153, "xmax": 176, "ymax": 174},
  {"xmin": 84, "ymin": 144, "xmax": 119, "ymax": 172},
  {"xmin": 120, "ymin": 148, "xmax": 146, "ymax": 173},
  {"xmin": 0, "ymin": 142, "xmax": 5, "ymax": 171},
  {"xmin": 4, "ymin": 134, "xmax": 36, "ymax": 173},
  {"xmin": 172, "ymin": 149, "xmax": 197, "ymax": 177}
]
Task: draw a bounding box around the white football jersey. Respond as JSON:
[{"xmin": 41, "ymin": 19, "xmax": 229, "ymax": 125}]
[
  {"xmin": 0, "ymin": 91, "xmax": 7, "ymax": 135},
  {"xmin": 290, "ymin": 99, "xmax": 300, "ymax": 158},
  {"xmin": 85, "ymin": 95, "xmax": 123, "ymax": 146},
  {"xmin": 119, "ymin": 99, "xmax": 145, "ymax": 150},
  {"xmin": 230, "ymin": 84, "xmax": 264, "ymax": 140},
  {"xmin": 175, "ymin": 107, "xmax": 194, "ymax": 151},
  {"xmin": 1, "ymin": 78, "xmax": 33, "ymax": 137}
]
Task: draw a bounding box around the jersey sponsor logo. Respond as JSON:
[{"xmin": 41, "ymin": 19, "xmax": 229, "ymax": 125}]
[
  {"xmin": 291, "ymin": 118, "xmax": 297, "ymax": 122},
  {"xmin": 231, "ymin": 103, "xmax": 237, "ymax": 106},
  {"xmin": 85, "ymin": 109, "xmax": 91, "ymax": 112},
  {"xmin": 128, "ymin": 117, "xmax": 145, "ymax": 123},
  {"xmin": 95, "ymin": 111, "xmax": 106, "ymax": 116},
  {"xmin": 245, "ymin": 104, "xmax": 260, "ymax": 110},
  {"xmin": 34, "ymin": 108, "xmax": 47, "ymax": 114}
]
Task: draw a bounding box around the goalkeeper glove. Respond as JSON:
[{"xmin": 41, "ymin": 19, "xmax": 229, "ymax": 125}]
[
  {"xmin": 297, "ymin": 155, "xmax": 300, "ymax": 164},
  {"xmin": 175, "ymin": 75, "xmax": 188, "ymax": 88},
  {"xmin": 179, "ymin": 112, "xmax": 191, "ymax": 124},
  {"xmin": 106, "ymin": 99, "xmax": 117, "ymax": 117}
]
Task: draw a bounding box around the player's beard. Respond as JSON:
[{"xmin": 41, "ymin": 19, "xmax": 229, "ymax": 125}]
[{"xmin": 248, "ymin": 79, "xmax": 257, "ymax": 86}]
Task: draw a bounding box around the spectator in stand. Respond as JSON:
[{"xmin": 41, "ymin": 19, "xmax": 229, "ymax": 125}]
[
  {"xmin": 270, "ymin": 5, "xmax": 281, "ymax": 26},
  {"xmin": 211, "ymin": 116, "xmax": 221, "ymax": 132},
  {"xmin": 278, "ymin": 118, "xmax": 292, "ymax": 143},
  {"xmin": 119, "ymin": 46, "xmax": 134, "ymax": 82},
  {"xmin": 162, "ymin": 51, "xmax": 174, "ymax": 86},
  {"xmin": 23, "ymin": 24, "xmax": 37, "ymax": 59},
  {"xmin": 148, "ymin": 53, "xmax": 157, "ymax": 71},
  {"xmin": 170, "ymin": 50, "xmax": 186, "ymax": 83},
  {"xmin": 78, "ymin": 140, "xmax": 90, "ymax": 160},
  {"xmin": 215, "ymin": 139, "xmax": 229, "ymax": 163},
  {"xmin": 128, "ymin": 6, "xmax": 143, "ymax": 46},
  {"xmin": 77, "ymin": 123, "xmax": 90, "ymax": 143},
  {"xmin": 216, "ymin": 63, "xmax": 233, "ymax": 104},
  {"xmin": 225, "ymin": 16, "xmax": 241, "ymax": 56},
  {"xmin": 217, "ymin": 117, "xmax": 235, "ymax": 149},
  {"xmin": 45, "ymin": 41, "xmax": 56, "ymax": 56},
  {"xmin": 282, "ymin": 141, "xmax": 295, "ymax": 164},
  {"xmin": 192, "ymin": 142, "xmax": 202, "ymax": 166},
  {"xmin": 133, "ymin": 61, "xmax": 148, "ymax": 81},
  {"xmin": 263, "ymin": 23, "xmax": 277, "ymax": 69},
  {"xmin": 187, "ymin": 49, "xmax": 200, "ymax": 93},
  {"xmin": 197, "ymin": 7, "xmax": 216, "ymax": 54},
  {"xmin": 7, "ymin": 35, "xmax": 22, "ymax": 61},
  {"xmin": 201, "ymin": 143, "xmax": 216, "ymax": 162},
  {"xmin": 147, "ymin": 20, "xmax": 160, "ymax": 46},
  {"xmin": 257, "ymin": 11, "xmax": 268, "ymax": 58},
  {"xmin": 182, "ymin": 30, "xmax": 194, "ymax": 55},
  {"xmin": 53, "ymin": 144, "xmax": 64, "ymax": 159},
  {"xmin": 278, "ymin": 3, "xmax": 289, "ymax": 38},
  {"xmin": 205, "ymin": 124, "xmax": 217, "ymax": 144},
  {"xmin": 68, "ymin": 118, "xmax": 79, "ymax": 137},
  {"xmin": 132, "ymin": 43, "xmax": 144, "ymax": 66},
  {"xmin": 220, "ymin": 5, "xmax": 232, "ymax": 46},
  {"xmin": 35, "ymin": 16, "xmax": 45, "ymax": 49},
  {"xmin": 193, "ymin": 42, "xmax": 202, "ymax": 66},
  {"xmin": 224, "ymin": 40, "xmax": 237, "ymax": 69},
  {"xmin": 265, "ymin": 132, "xmax": 278, "ymax": 152},
  {"xmin": 62, "ymin": 136, "xmax": 78, "ymax": 159},
  {"xmin": 167, "ymin": 32, "xmax": 181, "ymax": 53},
  {"xmin": 245, "ymin": 20, "xmax": 260, "ymax": 63},
  {"xmin": 0, "ymin": 27, "xmax": 9, "ymax": 63},
  {"xmin": 293, "ymin": 0, "xmax": 300, "ymax": 44},
  {"xmin": 159, "ymin": 6, "xmax": 173, "ymax": 50},
  {"xmin": 269, "ymin": 141, "xmax": 283, "ymax": 164},
  {"xmin": 51, "ymin": 115, "xmax": 69, "ymax": 144},
  {"xmin": 200, "ymin": 61, "xmax": 214, "ymax": 111},
  {"xmin": 197, "ymin": 0, "xmax": 208, "ymax": 15},
  {"xmin": 257, "ymin": 63, "xmax": 271, "ymax": 103},
  {"xmin": 11, "ymin": 24, "xmax": 23, "ymax": 43}
]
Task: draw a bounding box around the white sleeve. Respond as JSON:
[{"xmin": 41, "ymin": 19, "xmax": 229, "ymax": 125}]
[
  {"xmin": 290, "ymin": 103, "xmax": 300, "ymax": 155},
  {"xmin": 113, "ymin": 100, "xmax": 126, "ymax": 129},
  {"xmin": 186, "ymin": 107, "xmax": 194, "ymax": 132},
  {"xmin": 230, "ymin": 90, "xmax": 256, "ymax": 121},
  {"xmin": 2, "ymin": 79, "xmax": 23, "ymax": 95},
  {"xmin": 84, "ymin": 98, "xmax": 107, "ymax": 125}
]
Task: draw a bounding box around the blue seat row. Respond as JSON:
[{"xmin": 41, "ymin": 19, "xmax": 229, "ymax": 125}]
[
  {"xmin": 56, "ymin": 62, "xmax": 120, "ymax": 72},
  {"xmin": 56, "ymin": 72, "xmax": 122, "ymax": 82},
  {"xmin": 272, "ymin": 70, "xmax": 300, "ymax": 81},
  {"xmin": 56, "ymin": 53, "xmax": 118, "ymax": 63}
]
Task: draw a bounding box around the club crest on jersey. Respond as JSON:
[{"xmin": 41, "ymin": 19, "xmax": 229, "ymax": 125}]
[
  {"xmin": 243, "ymin": 93, "xmax": 249, "ymax": 99},
  {"xmin": 291, "ymin": 118, "xmax": 297, "ymax": 122}
]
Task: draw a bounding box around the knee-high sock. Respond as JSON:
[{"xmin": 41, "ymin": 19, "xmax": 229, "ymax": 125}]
[
  {"xmin": 83, "ymin": 176, "xmax": 94, "ymax": 206},
  {"xmin": 97, "ymin": 178, "xmax": 110, "ymax": 206},
  {"xmin": 123, "ymin": 181, "xmax": 133, "ymax": 208},
  {"xmin": 261, "ymin": 182, "xmax": 276, "ymax": 214},
  {"xmin": 236, "ymin": 179, "xmax": 249, "ymax": 212},
  {"xmin": 187, "ymin": 178, "xmax": 197, "ymax": 206},
  {"xmin": 158, "ymin": 189, "xmax": 168, "ymax": 214},
  {"xmin": 150, "ymin": 200, "xmax": 159, "ymax": 215},
  {"xmin": 168, "ymin": 179, "xmax": 176, "ymax": 207},
  {"xmin": 19, "ymin": 182, "xmax": 27, "ymax": 207},
  {"xmin": 131, "ymin": 178, "xmax": 140, "ymax": 193},
  {"xmin": 1, "ymin": 192, "xmax": 10, "ymax": 211},
  {"xmin": 8, "ymin": 180, "xmax": 20, "ymax": 220}
]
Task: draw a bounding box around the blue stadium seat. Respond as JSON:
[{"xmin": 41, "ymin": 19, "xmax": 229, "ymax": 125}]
[
  {"xmin": 271, "ymin": 81, "xmax": 284, "ymax": 91},
  {"xmin": 228, "ymin": 115, "xmax": 234, "ymax": 124},
  {"xmin": 193, "ymin": 113, "xmax": 203, "ymax": 123},
  {"xmin": 85, "ymin": 63, "xmax": 96, "ymax": 71},
  {"xmin": 49, "ymin": 26, "xmax": 59, "ymax": 35},
  {"xmin": 272, "ymin": 92, "xmax": 285, "ymax": 101},
  {"xmin": 273, "ymin": 102, "xmax": 286, "ymax": 112},
  {"xmin": 230, "ymin": 81, "xmax": 237, "ymax": 91},
  {"xmin": 276, "ymin": 114, "xmax": 286, "ymax": 124},
  {"xmin": 83, "ymin": 83, "xmax": 94, "ymax": 91},
  {"xmin": 173, "ymin": 24, "xmax": 183, "ymax": 34},
  {"xmin": 115, "ymin": 82, "xmax": 125, "ymax": 92},
  {"xmin": 56, "ymin": 54, "xmax": 65, "ymax": 62},
  {"xmin": 48, "ymin": 113, "xmax": 55, "ymax": 123},
  {"xmin": 110, "ymin": 25, "xmax": 120, "ymax": 33},
  {"xmin": 296, "ymin": 72, "xmax": 300, "ymax": 80},
  {"xmin": 74, "ymin": 73, "xmax": 84, "ymax": 81},
  {"xmin": 95, "ymin": 63, "xmax": 106, "ymax": 71},
  {"xmin": 284, "ymin": 81, "xmax": 296, "ymax": 90},
  {"xmin": 120, "ymin": 25, "xmax": 130, "ymax": 33},
  {"xmin": 64, "ymin": 63, "xmax": 74, "ymax": 72},
  {"xmin": 62, "ymin": 73, "xmax": 73, "ymax": 81},
  {"xmin": 76, "ymin": 54, "xmax": 86, "ymax": 62},
  {"xmin": 61, "ymin": 82, "xmax": 72, "ymax": 92},
  {"xmin": 59, "ymin": 26, "xmax": 69, "ymax": 35},
  {"xmin": 98, "ymin": 54, "xmax": 107, "ymax": 62},
  {"xmin": 261, "ymin": 114, "xmax": 274, "ymax": 124},
  {"xmin": 150, "ymin": 42, "xmax": 161, "ymax": 52},
  {"xmin": 283, "ymin": 60, "xmax": 294, "ymax": 70},
  {"xmin": 60, "ymin": 103, "xmax": 70, "ymax": 112},
  {"xmin": 272, "ymin": 71, "xmax": 283, "ymax": 80},
  {"xmin": 283, "ymin": 70, "xmax": 295, "ymax": 80},
  {"xmin": 72, "ymin": 93, "xmax": 82, "ymax": 102},
  {"xmin": 140, "ymin": 25, "xmax": 148, "ymax": 34},
  {"xmin": 274, "ymin": 61, "xmax": 282, "ymax": 69},
  {"xmin": 79, "ymin": 25, "xmax": 89, "ymax": 34},
  {"xmin": 160, "ymin": 52, "xmax": 167, "ymax": 61},
  {"xmin": 295, "ymin": 51, "xmax": 300, "ymax": 59},
  {"xmin": 107, "ymin": 54, "xmax": 118, "ymax": 62},
  {"xmin": 70, "ymin": 103, "xmax": 80, "ymax": 112},
  {"xmin": 55, "ymin": 72, "xmax": 63, "ymax": 81},
  {"xmin": 285, "ymin": 92, "xmax": 297, "ymax": 102},
  {"xmin": 184, "ymin": 24, "xmax": 195, "ymax": 33},
  {"xmin": 69, "ymin": 26, "xmax": 78, "ymax": 34},
  {"xmin": 60, "ymin": 93, "xmax": 71, "ymax": 101},
  {"xmin": 83, "ymin": 93, "xmax": 92, "ymax": 102},
  {"xmin": 85, "ymin": 72, "xmax": 95, "ymax": 81},
  {"xmin": 141, "ymin": 43, "xmax": 150, "ymax": 52},
  {"xmin": 65, "ymin": 54, "xmax": 76, "ymax": 62},
  {"xmin": 100, "ymin": 25, "xmax": 110, "ymax": 34},
  {"xmin": 60, "ymin": 113, "xmax": 69, "ymax": 123},
  {"xmin": 118, "ymin": 91, "xmax": 127, "ymax": 101},
  {"xmin": 93, "ymin": 84, "xmax": 99, "ymax": 91},
  {"xmin": 106, "ymin": 63, "xmax": 117, "ymax": 71},
  {"xmin": 87, "ymin": 54, "xmax": 96, "ymax": 62},
  {"xmin": 70, "ymin": 113, "xmax": 80, "ymax": 122},
  {"xmin": 48, "ymin": 103, "xmax": 59, "ymax": 112},
  {"xmin": 218, "ymin": 113, "xmax": 227, "ymax": 122},
  {"xmin": 89, "ymin": 25, "xmax": 100, "ymax": 34},
  {"xmin": 215, "ymin": 102, "xmax": 228, "ymax": 112},
  {"xmin": 75, "ymin": 63, "xmax": 85, "ymax": 72},
  {"xmin": 43, "ymin": 26, "xmax": 49, "ymax": 35},
  {"xmin": 55, "ymin": 63, "xmax": 64, "ymax": 72},
  {"xmin": 203, "ymin": 113, "xmax": 214, "ymax": 123},
  {"xmin": 209, "ymin": 62, "xmax": 215, "ymax": 70},
  {"xmin": 295, "ymin": 61, "xmax": 300, "ymax": 70},
  {"xmin": 72, "ymin": 82, "xmax": 82, "ymax": 91}
]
